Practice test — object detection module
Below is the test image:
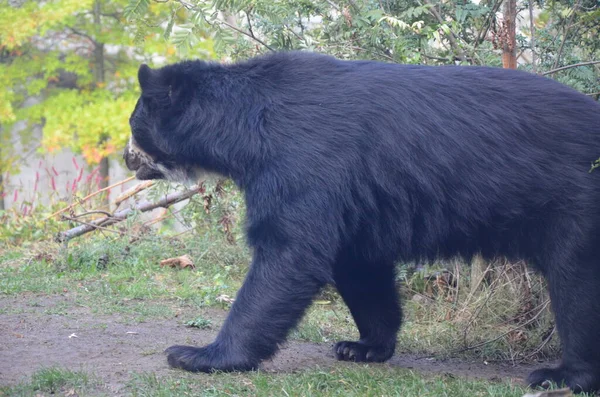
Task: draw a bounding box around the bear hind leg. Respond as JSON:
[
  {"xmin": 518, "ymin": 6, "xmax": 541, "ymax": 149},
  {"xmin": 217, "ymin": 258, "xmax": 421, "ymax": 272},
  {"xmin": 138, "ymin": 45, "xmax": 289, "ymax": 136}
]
[
  {"xmin": 333, "ymin": 261, "xmax": 401, "ymax": 363},
  {"xmin": 527, "ymin": 252, "xmax": 600, "ymax": 393}
]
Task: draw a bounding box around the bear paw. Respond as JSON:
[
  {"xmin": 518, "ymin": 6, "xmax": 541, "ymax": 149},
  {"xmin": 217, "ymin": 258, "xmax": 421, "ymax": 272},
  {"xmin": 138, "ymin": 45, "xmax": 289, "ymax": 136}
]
[
  {"xmin": 334, "ymin": 340, "xmax": 394, "ymax": 363},
  {"xmin": 165, "ymin": 344, "xmax": 257, "ymax": 373},
  {"xmin": 527, "ymin": 366, "xmax": 600, "ymax": 393}
]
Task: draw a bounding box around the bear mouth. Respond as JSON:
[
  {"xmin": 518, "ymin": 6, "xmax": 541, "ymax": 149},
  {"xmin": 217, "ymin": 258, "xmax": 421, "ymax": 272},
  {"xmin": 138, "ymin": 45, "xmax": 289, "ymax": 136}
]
[
  {"xmin": 123, "ymin": 136, "xmax": 209, "ymax": 184},
  {"xmin": 123, "ymin": 139, "xmax": 167, "ymax": 180}
]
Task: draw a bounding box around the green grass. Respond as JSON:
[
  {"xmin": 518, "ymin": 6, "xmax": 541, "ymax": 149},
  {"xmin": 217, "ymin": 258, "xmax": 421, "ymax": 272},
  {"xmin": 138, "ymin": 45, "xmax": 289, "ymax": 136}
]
[
  {"xmin": 0, "ymin": 233, "xmax": 567, "ymax": 396},
  {"xmin": 2, "ymin": 366, "xmax": 533, "ymax": 397},
  {"xmin": 0, "ymin": 234, "xmax": 246, "ymax": 314},
  {"xmin": 1, "ymin": 235, "xmax": 558, "ymax": 350},
  {"xmin": 129, "ymin": 368, "xmax": 531, "ymax": 397},
  {"xmin": 0, "ymin": 234, "xmax": 559, "ymax": 357},
  {"xmin": 1, "ymin": 368, "xmax": 97, "ymax": 397}
]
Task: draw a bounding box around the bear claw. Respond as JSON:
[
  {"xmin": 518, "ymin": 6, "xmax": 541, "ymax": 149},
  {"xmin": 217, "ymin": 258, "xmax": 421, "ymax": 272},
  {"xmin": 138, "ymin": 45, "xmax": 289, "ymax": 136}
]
[{"xmin": 334, "ymin": 341, "xmax": 394, "ymax": 363}]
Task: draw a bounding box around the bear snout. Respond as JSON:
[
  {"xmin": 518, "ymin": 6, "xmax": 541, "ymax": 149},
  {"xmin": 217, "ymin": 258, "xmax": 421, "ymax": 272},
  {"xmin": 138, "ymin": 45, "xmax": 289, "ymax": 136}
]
[{"xmin": 123, "ymin": 143, "xmax": 142, "ymax": 171}]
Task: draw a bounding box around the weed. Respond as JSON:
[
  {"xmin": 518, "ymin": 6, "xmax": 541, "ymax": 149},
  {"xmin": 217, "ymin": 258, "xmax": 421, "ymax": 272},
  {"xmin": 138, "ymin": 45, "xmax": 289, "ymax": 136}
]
[
  {"xmin": 0, "ymin": 368, "xmax": 96, "ymax": 397},
  {"xmin": 185, "ymin": 316, "xmax": 212, "ymax": 329}
]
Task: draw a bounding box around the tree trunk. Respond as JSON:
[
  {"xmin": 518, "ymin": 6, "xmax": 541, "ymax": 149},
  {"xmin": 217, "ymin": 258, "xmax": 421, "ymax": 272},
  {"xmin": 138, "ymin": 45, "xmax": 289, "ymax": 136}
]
[
  {"xmin": 0, "ymin": 144, "xmax": 4, "ymax": 211},
  {"xmin": 93, "ymin": 0, "xmax": 109, "ymax": 203},
  {"xmin": 528, "ymin": 0, "xmax": 537, "ymax": 73},
  {"xmin": 502, "ymin": 0, "xmax": 517, "ymax": 69}
]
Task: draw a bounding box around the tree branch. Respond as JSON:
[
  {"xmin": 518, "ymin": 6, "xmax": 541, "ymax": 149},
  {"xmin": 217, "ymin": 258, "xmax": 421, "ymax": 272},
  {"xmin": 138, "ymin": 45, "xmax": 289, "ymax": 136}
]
[
  {"xmin": 216, "ymin": 19, "xmax": 275, "ymax": 52},
  {"xmin": 552, "ymin": 0, "xmax": 581, "ymax": 70},
  {"xmin": 541, "ymin": 60, "xmax": 600, "ymax": 76},
  {"xmin": 421, "ymin": 0, "xmax": 467, "ymax": 61},
  {"xmin": 67, "ymin": 27, "xmax": 98, "ymax": 46},
  {"xmin": 245, "ymin": 10, "xmax": 255, "ymax": 39},
  {"xmin": 474, "ymin": 0, "xmax": 503, "ymax": 50}
]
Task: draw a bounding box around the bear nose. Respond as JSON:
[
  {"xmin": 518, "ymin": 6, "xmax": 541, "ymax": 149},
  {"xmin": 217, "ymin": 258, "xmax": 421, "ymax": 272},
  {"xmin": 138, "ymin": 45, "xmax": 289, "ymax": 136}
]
[{"xmin": 123, "ymin": 143, "xmax": 142, "ymax": 171}]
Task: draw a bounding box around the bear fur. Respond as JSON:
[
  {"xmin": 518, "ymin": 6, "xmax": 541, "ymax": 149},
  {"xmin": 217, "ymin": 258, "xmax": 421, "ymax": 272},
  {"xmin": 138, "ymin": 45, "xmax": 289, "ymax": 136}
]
[{"xmin": 123, "ymin": 51, "xmax": 600, "ymax": 393}]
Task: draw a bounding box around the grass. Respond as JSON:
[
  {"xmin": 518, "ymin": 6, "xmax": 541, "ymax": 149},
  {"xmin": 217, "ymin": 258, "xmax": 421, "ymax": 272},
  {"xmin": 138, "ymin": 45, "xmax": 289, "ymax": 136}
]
[
  {"xmin": 127, "ymin": 367, "xmax": 531, "ymax": 397},
  {"xmin": 0, "ymin": 233, "xmax": 559, "ymax": 356},
  {"xmin": 1, "ymin": 366, "xmax": 534, "ymax": 397},
  {"xmin": 0, "ymin": 231, "xmax": 567, "ymax": 396},
  {"xmin": 0, "ymin": 234, "xmax": 246, "ymax": 314},
  {"xmin": 0, "ymin": 235, "xmax": 559, "ymax": 359},
  {"xmin": 1, "ymin": 368, "xmax": 97, "ymax": 397}
]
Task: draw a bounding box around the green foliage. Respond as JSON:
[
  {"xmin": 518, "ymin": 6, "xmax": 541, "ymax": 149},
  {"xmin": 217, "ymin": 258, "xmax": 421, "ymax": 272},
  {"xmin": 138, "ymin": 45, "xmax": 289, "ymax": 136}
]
[
  {"xmin": 529, "ymin": 3, "xmax": 600, "ymax": 94},
  {"xmin": 126, "ymin": 0, "xmax": 495, "ymax": 64},
  {"xmin": 185, "ymin": 316, "xmax": 212, "ymax": 328},
  {"xmin": 121, "ymin": 0, "xmax": 598, "ymax": 93},
  {"xmin": 2, "ymin": 0, "xmax": 596, "ymax": 181},
  {"xmin": 0, "ymin": 0, "xmax": 214, "ymax": 176},
  {"xmin": 0, "ymin": 208, "xmax": 61, "ymax": 246},
  {"xmin": 124, "ymin": 0, "xmax": 151, "ymax": 20}
]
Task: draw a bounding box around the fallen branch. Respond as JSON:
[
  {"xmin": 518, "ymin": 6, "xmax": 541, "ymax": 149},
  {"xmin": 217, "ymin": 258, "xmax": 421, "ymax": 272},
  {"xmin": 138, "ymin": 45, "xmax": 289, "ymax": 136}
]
[{"xmin": 56, "ymin": 185, "xmax": 201, "ymax": 243}]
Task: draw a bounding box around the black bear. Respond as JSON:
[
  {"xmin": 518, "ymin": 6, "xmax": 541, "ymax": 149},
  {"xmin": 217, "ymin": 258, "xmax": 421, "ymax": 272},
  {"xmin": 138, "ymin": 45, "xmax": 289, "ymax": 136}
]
[{"xmin": 123, "ymin": 51, "xmax": 600, "ymax": 393}]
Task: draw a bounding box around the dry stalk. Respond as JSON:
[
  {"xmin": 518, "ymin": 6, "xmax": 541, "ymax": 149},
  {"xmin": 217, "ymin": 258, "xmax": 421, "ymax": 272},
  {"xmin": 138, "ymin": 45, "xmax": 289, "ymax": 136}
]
[
  {"xmin": 46, "ymin": 176, "xmax": 135, "ymax": 220},
  {"xmin": 114, "ymin": 180, "xmax": 155, "ymax": 207}
]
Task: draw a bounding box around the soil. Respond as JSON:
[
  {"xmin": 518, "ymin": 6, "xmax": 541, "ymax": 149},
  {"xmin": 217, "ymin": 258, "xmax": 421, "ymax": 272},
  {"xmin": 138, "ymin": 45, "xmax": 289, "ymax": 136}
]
[{"xmin": 0, "ymin": 294, "xmax": 552, "ymax": 395}]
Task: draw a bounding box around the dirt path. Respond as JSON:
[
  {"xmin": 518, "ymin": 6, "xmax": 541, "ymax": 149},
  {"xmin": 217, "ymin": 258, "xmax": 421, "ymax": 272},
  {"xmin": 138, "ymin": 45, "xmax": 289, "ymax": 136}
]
[{"xmin": 0, "ymin": 295, "xmax": 549, "ymax": 394}]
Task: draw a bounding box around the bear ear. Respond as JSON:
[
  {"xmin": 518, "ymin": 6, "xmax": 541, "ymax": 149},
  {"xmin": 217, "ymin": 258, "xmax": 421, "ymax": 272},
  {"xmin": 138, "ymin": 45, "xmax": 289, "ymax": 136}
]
[
  {"xmin": 138, "ymin": 64, "xmax": 173, "ymax": 108},
  {"xmin": 138, "ymin": 64, "xmax": 157, "ymax": 91}
]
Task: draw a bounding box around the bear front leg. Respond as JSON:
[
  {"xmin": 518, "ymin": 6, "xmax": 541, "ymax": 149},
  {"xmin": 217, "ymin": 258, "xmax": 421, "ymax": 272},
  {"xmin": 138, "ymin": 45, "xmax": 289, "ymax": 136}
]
[{"xmin": 166, "ymin": 246, "xmax": 327, "ymax": 372}]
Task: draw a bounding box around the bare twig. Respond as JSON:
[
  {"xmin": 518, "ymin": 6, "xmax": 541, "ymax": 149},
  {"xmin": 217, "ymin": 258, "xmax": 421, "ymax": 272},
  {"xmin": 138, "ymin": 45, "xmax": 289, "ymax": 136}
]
[
  {"xmin": 522, "ymin": 326, "xmax": 556, "ymax": 360},
  {"xmin": 67, "ymin": 27, "xmax": 98, "ymax": 45},
  {"xmin": 71, "ymin": 210, "xmax": 113, "ymax": 218},
  {"xmin": 46, "ymin": 176, "xmax": 135, "ymax": 220},
  {"xmin": 166, "ymin": 229, "xmax": 193, "ymax": 240},
  {"xmin": 245, "ymin": 10, "xmax": 255, "ymax": 38},
  {"xmin": 454, "ymin": 299, "xmax": 550, "ymax": 354},
  {"xmin": 216, "ymin": 19, "xmax": 274, "ymax": 52},
  {"xmin": 324, "ymin": 0, "xmax": 340, "ymax": 10},
  {"xmin": 55, "ymin": 185, "xmax": 201, "ymax": 242},
  {"xmin": 144, "ymin": 207, "xmax": 183, "ymax": 226},
  {"xmin": 542, "ymin": 60, "xmax": 600, "ymax": 76},
  {"xmin": 552, "ymin": 0, "xmax": 581, "ymax": 70},
  {"xmin": 154, "ymin": 0, "xmax": 273, "ymax": 51}
]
